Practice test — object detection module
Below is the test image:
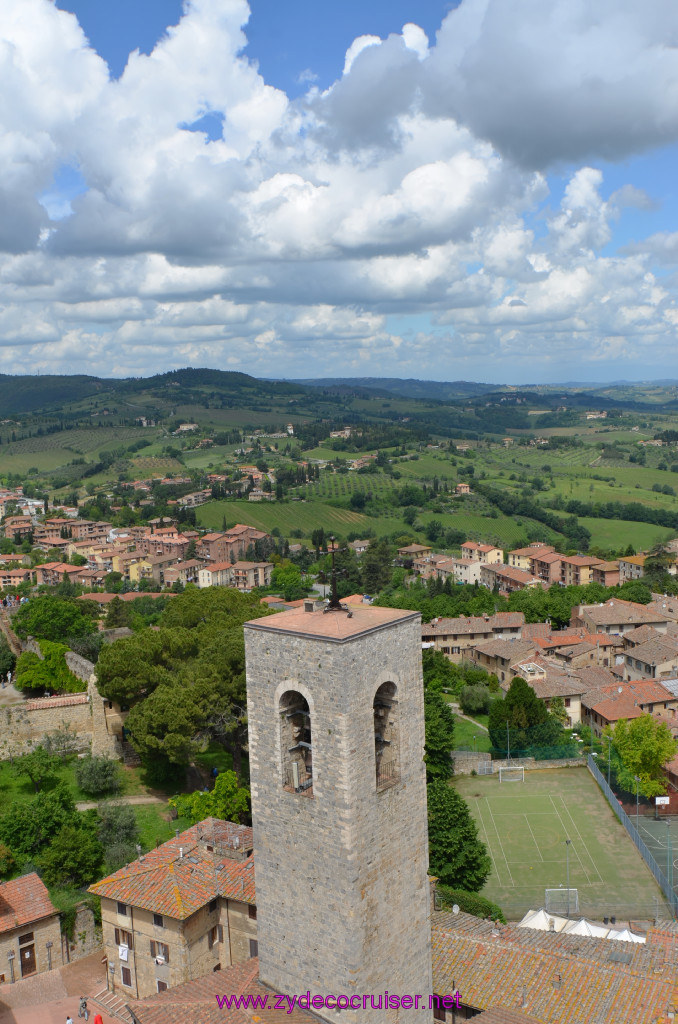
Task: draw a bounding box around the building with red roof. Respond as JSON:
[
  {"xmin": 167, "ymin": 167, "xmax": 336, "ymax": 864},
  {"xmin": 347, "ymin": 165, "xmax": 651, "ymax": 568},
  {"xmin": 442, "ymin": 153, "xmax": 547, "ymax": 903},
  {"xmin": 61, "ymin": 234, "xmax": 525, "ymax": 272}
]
[
  {"xmin": 89, "ymin": 819, "xmax": 257, "ymax": 1000},
  {"xmin": 0, "ymin": 873, "xmax": 61, "ymax": 982}
]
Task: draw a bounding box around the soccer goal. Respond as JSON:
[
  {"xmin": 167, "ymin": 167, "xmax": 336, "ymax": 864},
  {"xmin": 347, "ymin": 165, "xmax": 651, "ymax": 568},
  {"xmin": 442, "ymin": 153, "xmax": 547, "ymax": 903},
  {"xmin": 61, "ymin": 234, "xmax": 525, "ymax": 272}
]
[
  {"xmin": 499, "ymin": 765, "xmax": 525, "ymax": 783},
  {"xmin": 545, "ymin": 888, "xmax": 579, "ymax": 915}
]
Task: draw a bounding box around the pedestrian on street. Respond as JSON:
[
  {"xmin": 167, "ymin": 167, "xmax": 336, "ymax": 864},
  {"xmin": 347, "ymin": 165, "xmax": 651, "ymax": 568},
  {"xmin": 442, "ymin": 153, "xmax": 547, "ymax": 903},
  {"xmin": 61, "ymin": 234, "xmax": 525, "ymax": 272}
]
[
  {"xmin": 66, "ymin": 1016, "xmax": 74, "ymax": 1024},
  {"xmin": 93, "ymin": 1014, "xmax": 104, "ymax": 1024}
]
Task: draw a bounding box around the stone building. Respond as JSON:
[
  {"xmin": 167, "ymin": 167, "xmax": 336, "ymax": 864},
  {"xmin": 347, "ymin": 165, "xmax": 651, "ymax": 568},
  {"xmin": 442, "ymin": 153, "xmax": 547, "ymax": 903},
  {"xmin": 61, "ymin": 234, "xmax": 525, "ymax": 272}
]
[
  {"xmin": 89, "ymin": 819, "xmax": 257, "ymax": 999},
  {"xmin": 244, "ymin": 602, "xmax": 432, "ymax": 1024},
  {"xmin": 0, "ymin": 874, "xmax": 62, "ymax": 982}
]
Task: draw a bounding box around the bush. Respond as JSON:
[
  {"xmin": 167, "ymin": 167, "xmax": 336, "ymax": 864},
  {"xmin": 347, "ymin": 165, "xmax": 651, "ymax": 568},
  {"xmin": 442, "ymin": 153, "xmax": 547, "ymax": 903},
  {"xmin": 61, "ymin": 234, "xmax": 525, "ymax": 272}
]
[
  {"xmin": 39, "ymin": 823, "xmax": 104, "ymax": 887},
  {"xmin": 436, "ymin": 884, "xmax": 506, "ymax": 923},
  {"xmin": 15, "ymin": 640, "xmax": 85, "ymax": 695},
  {"xmin": 459, "ymin": 685, "xmax": 492, "ymax": 715},
  {"xmin": 75, "ymin": 756, "xmax": 121, "ymax": 796},
  {"xmin": 0, "ymin": 841, "xmax": 15, "ymax": 877},
  {"xmin": 97, "ymin": 802, "xmax": 139, "ymax": 848}
]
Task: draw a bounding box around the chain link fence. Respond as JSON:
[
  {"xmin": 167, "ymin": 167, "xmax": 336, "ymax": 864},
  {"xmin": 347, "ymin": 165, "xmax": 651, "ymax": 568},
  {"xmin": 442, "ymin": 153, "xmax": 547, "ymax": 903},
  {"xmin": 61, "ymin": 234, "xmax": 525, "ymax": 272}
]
[{"xmin": 587, "ymin": 754, "xmax": 678, "ymax": 919}]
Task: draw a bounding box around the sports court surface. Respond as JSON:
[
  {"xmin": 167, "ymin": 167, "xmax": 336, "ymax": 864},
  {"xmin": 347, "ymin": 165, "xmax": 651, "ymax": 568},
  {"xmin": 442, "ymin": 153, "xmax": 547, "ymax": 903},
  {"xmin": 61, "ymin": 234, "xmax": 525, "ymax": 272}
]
[
  {"xmin": 454, "ymin": 767, "xmax": 673, "ymax": 922},
  {"xmin": 637, "ymin": 816, "xmax": 678, "ymax": 888}
]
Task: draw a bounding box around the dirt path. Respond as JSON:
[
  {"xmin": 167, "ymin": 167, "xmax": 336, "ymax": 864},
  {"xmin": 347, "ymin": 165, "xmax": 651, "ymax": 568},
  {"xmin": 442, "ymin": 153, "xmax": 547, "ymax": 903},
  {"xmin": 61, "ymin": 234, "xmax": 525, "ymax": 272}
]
[
  {"xmin": 76, "ymin": 794, "xmax": 166, "ymax": 811},
  {"xmin": 448, "ymin": 703, "xmax": 489, "ymax": 732}
]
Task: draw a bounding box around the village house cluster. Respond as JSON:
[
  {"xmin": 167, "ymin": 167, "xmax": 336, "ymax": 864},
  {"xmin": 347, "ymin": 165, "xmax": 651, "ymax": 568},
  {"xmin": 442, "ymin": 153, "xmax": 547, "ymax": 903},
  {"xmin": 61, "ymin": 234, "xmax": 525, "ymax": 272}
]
[{"xmin": 0, "ymin": 493, "xmax": 276, "ymax": 592}]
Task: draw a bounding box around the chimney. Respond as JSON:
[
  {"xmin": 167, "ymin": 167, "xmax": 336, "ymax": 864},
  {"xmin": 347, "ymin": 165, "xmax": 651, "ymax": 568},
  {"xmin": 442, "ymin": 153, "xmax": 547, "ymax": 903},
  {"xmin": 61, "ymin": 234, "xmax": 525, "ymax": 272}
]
[{"xmin": 179, "ymin": 847, "xmax": 183, "ymax": 859}]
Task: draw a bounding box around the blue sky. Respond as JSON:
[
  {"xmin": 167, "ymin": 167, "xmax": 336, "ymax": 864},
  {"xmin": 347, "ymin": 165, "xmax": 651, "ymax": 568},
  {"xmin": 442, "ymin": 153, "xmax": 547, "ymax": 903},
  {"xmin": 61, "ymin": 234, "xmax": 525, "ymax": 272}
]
[
  {"xmin": 2, "ymin": 0, "xmax": 678, "ymax": 384},
  {"xmin": 56, "ymin": 1, "xmax": 454, "ymax": 91}
]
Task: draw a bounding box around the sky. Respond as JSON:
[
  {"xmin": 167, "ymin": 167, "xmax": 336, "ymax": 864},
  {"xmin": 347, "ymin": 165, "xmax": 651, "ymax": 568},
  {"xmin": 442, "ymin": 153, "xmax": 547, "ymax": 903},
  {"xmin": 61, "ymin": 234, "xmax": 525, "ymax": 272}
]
[{"xmin": 3, "ymin": 1, "xmax": 678, "ymax": 385}]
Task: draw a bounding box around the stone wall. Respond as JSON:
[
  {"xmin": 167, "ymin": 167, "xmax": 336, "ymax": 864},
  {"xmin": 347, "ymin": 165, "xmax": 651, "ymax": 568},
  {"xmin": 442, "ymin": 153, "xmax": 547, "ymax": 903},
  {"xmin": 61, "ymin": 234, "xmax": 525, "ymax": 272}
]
[
  {"xmin": 452, "ymin": 750, "xmax": 492, "ymax": 775},
  {"xmin": 452, "ymin": 753, "xmax": 585, "ymax": 776},
  {"xmin": 245, "ymin": 609, "xmax": 432, "ymax": 1024},
  {"xmin": 61, "ymin": 904, "xmax": 100, "ymax": 965},
  {"xmin": 0, "ymin": 694, "xmax": 92, "ymax": 758},
  {"xmin": 64, "ymin": 651, "xmax": 95, "ymax": 682}
]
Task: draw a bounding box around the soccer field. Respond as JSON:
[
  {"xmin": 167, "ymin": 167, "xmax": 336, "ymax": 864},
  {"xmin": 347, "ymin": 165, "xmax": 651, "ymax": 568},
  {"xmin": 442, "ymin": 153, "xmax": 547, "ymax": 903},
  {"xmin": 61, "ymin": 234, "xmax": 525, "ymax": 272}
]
[{"xmin": 454, "ymin": 768, "xmax": 672, "ymax": 922}]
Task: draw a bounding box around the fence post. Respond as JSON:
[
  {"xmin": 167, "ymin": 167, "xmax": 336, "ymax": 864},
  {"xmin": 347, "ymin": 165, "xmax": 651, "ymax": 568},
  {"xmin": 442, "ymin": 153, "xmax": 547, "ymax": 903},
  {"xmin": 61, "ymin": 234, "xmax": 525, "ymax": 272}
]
[{"xmin": 587, "ymin": 754, "xmax": 678, "ymax": 918}]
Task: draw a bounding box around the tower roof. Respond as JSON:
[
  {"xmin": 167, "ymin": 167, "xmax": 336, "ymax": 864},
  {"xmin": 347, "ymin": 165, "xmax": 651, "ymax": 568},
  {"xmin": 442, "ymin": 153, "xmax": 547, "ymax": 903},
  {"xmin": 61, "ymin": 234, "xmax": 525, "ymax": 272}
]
[{"xmin": 245, "ymin": 604, "xmax": 419, "ymax": 643}]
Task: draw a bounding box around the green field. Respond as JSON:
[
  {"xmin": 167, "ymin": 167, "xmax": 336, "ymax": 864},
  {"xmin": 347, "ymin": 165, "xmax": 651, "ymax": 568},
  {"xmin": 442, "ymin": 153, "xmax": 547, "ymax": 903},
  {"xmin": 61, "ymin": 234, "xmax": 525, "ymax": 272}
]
[
  {"xmin": 197, "ymin": 498, "xmax": 380, "ymax": 538},
  {"xmin": 418, "ymin": 510, "xmax": 559, "ymax": 547},
  {"xmin": 577, "ymin": 517, "xmax": 675, "ymax": 550},
  {"xmin": 455, "ymin": 768, "xmax": 671, "ymax": 921},
  {"xmin": 452, "ymin": 717, "xmax": 492, "ymax": 753},
  {"xmin": 133, "ymin": 805, "xmax": 191, "ymax": 852}
]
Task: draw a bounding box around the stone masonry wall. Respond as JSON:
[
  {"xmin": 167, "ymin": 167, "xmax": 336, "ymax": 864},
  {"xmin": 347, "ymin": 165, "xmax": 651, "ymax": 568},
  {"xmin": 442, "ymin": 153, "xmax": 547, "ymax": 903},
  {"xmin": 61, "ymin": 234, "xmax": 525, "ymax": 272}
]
[
  {"xmin": 0, "ymin": 695, "xmax": 92, "ymax": 758},
  {"xmin": 245, "ymin": 611, "xmax": 432, "ymax": 1024}
]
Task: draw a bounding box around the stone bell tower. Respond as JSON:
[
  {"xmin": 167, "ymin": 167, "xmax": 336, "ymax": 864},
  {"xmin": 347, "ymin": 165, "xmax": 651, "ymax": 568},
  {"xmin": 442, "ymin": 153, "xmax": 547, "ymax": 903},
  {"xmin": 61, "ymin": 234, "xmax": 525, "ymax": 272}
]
[{"xmin": 244, "ymin": 599, "xmax": 432, "ymax": 1024}]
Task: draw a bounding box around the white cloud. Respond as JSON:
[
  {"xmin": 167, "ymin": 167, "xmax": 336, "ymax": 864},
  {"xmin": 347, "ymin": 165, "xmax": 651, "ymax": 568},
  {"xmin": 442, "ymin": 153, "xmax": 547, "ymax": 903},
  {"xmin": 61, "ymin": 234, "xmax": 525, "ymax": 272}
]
[
  {"xmin": 0, "ymin": 0, "xmax": 677, "ymax": 381},
  {"xmin": 343, "ymin": 35, "xmax": 382, "ymax": 76}
]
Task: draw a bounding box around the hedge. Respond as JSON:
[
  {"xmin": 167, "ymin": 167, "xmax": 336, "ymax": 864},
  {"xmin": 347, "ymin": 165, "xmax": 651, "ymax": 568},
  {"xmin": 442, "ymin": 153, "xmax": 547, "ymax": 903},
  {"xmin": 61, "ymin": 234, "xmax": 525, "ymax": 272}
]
[{"xmin": 435, "ymin": 884, "xmax": 506, "ymax": 923}]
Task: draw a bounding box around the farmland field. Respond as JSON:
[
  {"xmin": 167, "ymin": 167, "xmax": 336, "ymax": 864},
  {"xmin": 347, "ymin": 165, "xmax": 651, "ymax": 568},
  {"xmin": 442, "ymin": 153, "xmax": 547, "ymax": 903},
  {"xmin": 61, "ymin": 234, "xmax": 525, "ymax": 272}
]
[
  {"xmin": 576, "ymin": 517, "xmax": 675, "ymax": 550},
  {"xmin": 197, "ymin": 498, "xmax": 383, "ymax": 538},
  {"xmin": 418, "ymin": 510, "xmax": 560, "ymax": 547}
]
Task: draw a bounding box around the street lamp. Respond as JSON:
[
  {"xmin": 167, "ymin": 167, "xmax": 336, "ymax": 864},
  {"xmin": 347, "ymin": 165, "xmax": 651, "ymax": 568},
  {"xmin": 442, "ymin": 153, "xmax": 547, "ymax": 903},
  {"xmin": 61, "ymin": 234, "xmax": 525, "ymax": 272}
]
[
  {"xmin": 607, "ymin": 734, "xmax": 612, "ymax": 788},
  {"xmin": 634, "ymin": 776, "xmax": 641, "ymax": 832},
  {"xmin": 565, "ymin": 840, "xmax": 572, "ymax": 918},
  {"xmin": 473, "ymin": 735, "xmax": 477, "ymax": 753}
]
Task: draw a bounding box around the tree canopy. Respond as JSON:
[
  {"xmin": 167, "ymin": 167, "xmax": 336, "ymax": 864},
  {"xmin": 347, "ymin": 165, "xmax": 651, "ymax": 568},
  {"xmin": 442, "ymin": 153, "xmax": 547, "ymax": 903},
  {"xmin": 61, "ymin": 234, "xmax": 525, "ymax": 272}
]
[
  {"xmin": 488, "ymin": 677, "xmax": 566, "ymax": 756},
  {"xmin": 424, "ymin": 690, "xmax": 456, "ymax": 783},
  {"xmin": 608, "ymin": 715, "xmax": 678, "ymax": 798},
  {"xmin": 13, "ymin": 595, "xmax": 97, "ymax": 643},
  {"xmin": 170, "ymin": 770, "xmax": 250, "ymax": 825},
  {"xmin": 96, "ymin": 587, "xmax": 271, "ymax": 778},
  {"xmin": 427, "ymin": 782, "xmax": 491, "ymax": 891}
]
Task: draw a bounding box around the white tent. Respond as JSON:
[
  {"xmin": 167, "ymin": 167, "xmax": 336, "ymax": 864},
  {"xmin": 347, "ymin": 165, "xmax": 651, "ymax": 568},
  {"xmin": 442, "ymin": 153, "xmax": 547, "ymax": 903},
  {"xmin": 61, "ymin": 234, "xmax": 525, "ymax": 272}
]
[
  {"xmin": 608, "ymin": 927, "xmax": 645, "ymax": 943},
  {"xmin": 562, "ymin": 919, "xmax": 610, "ymax": 938},
  {"xmin": 518, "ymin": 909, "xmax": 646, "ymax": 944},
  {"xmin": 518, "ymin": 909, "xmax": 568, "ymax": 932}
]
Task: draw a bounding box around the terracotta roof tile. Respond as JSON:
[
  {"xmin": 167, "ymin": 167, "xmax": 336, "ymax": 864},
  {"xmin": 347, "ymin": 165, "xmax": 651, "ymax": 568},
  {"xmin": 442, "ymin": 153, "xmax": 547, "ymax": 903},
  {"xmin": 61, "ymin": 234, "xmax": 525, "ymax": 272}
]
[
  {"xmin": 89, "ymin": 819, "xmax": 254, "ymax": 919},
  {"xmin": 423, "ymin": 613, "xmax": 525, "ymax": 636},
  {"xmin": 23, "ymin": 694, "xmax": 89, "ymax": 710},
  {"xmin": 128, "ymin": 960, "xmax": 319, "ymax": 1024},
  {"xmin": 246, "ymin": 605, "xmax": 418, "ymax": 642},
  {"xmin": 432, "ymin": 912, "xmax": 678, "ymax": 1024},
  {"xmin": 0, "ymin": 873, "xmax": 58, "ymax": 934}
]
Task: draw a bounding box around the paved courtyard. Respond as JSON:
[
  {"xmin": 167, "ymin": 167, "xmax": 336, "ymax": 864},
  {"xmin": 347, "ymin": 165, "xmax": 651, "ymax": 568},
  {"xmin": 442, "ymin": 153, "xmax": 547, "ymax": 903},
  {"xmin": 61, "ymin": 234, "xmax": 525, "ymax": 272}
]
[{"xmin": 0, "ymin": 952, "xmax": 121, "ymax": 1024}]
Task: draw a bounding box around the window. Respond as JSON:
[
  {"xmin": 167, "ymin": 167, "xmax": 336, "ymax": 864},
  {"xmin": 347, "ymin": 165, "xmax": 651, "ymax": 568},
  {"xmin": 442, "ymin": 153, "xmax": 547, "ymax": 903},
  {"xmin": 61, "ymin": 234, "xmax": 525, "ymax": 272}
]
[
  {"xmin": 374, "ymin": 682, "xmax": 399, "ymax": 791},
  {"xmin": 218, "ymin": 925, "xmax": 224, "ymax": 944},
  {"xmin": 117, "ymin": 902, "xmax": 127, "ymax": 916},
  {"xmin": 208, "ymin": 899, "xmax": 217, "ymax": 914},
  {"xmin": 279, "ymin": 690, "xmax": 313, "ymax": 795},
  {"xmin": 114, "ymin": 928, "xmax": 133, "ymax": 950},
  {"xmin": 249, "ymin": 939, "xmax": 258, "ymax": 958},
  {"xmin": 207, "ymin": 926, "xmax": 218, "ymax": 950},
  {"xmin": 157, "ymin": 981, "xmax": 168, "ymax": 993},
  {"xmin": 121, "ymin": 967, "xmax": 132, "ymax": 987},
  {"xmin": 432, "ymin": 996, "xmax": 446, "ymax": 1022},
  {"xmin": 18, "ymin": 932, "xmax": 34, "ymax": 945},
  {"xmin": 150, "ymin": 941, "xmax": 170, "ymax": 963},
  {"xmin": 153, "ymin": 913, "xmax": 164, "ymax": 928},
  {"xmin": 248, "ymin": 905, "xmax": 257, "ymax": 920},
  {"xmin": 565, "ymin": 698, "xmax": 571, "ymax": 708}
]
